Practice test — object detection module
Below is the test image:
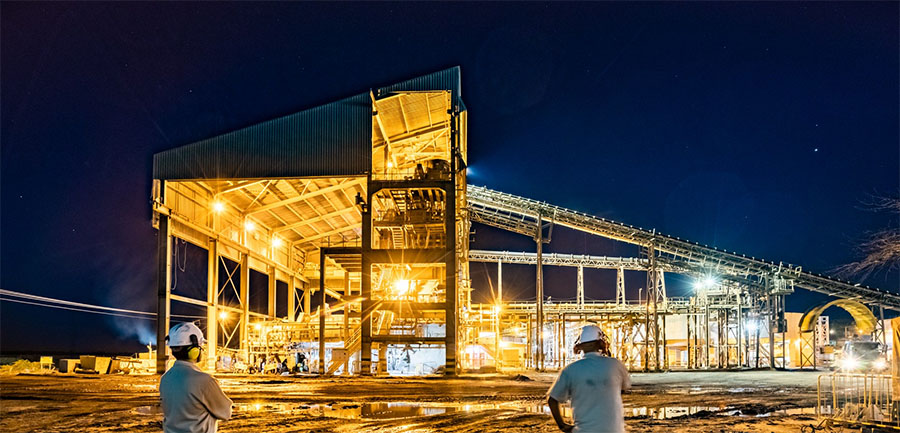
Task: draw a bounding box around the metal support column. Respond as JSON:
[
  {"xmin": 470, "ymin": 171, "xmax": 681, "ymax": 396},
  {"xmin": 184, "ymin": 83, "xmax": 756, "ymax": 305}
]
[
  {"xmin": 768, "ymin": 294, "xmax": 776, "ymax": 369},
  {"xmin": 206, "ymin": 238, "xmax": 218, "ymax": 372},
  {"xmin": 343, "ymin": 272, "xmax": 350, "ymax": 374},
  {"xmin": 445, "ymin": 178, "xmax": 458, "ymax": 376},
  {"xmin": 644, "ymin": 243, "xmax": 659, "ymax": 371},
  {"xmin": 303, "ymin": 282, "xmax": 311, "ymax": 318},
  {"xmin": 616, "ymin": 267, "xmax": 625, "ymax": 307},
  {"xmin": 561, "ymin": 313, "xmax": 567, "ymax": 367},
  {"xmin": 155, "ymin": 182, "xmax": 171, "ymax": 374},
  {"xmin": 319, "ymin": 250, "xmax": 326, "ymax": 374},
  {"xmin": 496, "ymin": 260, "xmax": 503, "ymax": 371},
  {"xmin": 535, "ymin": 216, "xmax": 544, "ymax": 371},
  {"xmin": 239, "ymin": 253, "xmax": 249, "ymax": 364},
  {"xmin": 360, "ymin": 198, "xmax": 372, "ymax": 375},
  {"xmin": 287, "ymin": 277, "xmax": 296, "ymax": 322},
  {"xmin": 267, "ymin": 266, "xmax": 276, "ymax": 318},
  {"xmin": 737, "ymin": 292, "xmax": 743, "ymax": 367},
  {"xmin": 704, "ymin": 303, "xmax": 711, "ymax": 369},
  {"xmin": 577, "ymin": 265, "xmax": 584, "ymax": 309}
]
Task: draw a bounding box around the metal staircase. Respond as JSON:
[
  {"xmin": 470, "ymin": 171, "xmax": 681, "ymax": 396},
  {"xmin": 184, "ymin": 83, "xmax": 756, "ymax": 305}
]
[
  {"xmin": 326, "ymin": 326, "xmax": 362, "ymax": 375},
  {"xmin": 466, "ymin": 185, "xmax": 900, "ymax": 310}
]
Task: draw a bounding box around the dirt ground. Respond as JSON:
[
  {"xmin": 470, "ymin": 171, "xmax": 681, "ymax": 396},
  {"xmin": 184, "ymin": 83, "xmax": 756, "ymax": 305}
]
[{"xmin": 0, "ymin": 370, "xmax": 834, "ymax": 432}]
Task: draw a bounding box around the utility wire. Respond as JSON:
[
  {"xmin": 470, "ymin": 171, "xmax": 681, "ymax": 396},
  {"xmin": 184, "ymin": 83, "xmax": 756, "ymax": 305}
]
[
  {"xmin": 0, "ymin": 289, "xmax": 155, "ymax": 316},
  {"xmin": 0, "ymin": 289, "xmax": 204, "ymax": 319},
  {"xmin": 0, "ymin": 297, "xmax": 154, "ymax": 320}
]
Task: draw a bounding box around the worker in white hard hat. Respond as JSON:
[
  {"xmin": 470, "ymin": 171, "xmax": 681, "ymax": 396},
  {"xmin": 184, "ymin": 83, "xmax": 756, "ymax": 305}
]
[
  {"xmin": 547, "ymin": 324, "xmax": 631, "ymax": 433},
  {"xmin": 159, "ymin": 322, "xmax": 233, "ymax": 433}
]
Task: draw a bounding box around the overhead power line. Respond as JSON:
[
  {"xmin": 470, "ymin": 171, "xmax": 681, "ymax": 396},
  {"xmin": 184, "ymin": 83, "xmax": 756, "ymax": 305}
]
[{"xmin": 0, "ymin": 289, "xmax": 203, "ymax": 320}]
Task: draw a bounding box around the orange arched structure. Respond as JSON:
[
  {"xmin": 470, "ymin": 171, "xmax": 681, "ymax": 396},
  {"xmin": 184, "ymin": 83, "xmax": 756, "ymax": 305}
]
[{"xmin": 799, "ymin": 299, "xmax": 877, "ymax": 334}]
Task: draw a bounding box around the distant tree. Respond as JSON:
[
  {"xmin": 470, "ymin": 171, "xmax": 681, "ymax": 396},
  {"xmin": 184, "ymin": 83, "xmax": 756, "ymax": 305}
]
[{"xmin": 836, "ymin": 195, "xmax": 900, "ymax": 279}]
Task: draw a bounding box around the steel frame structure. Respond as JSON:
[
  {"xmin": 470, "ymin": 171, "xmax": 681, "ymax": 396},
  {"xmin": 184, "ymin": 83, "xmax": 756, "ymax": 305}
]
[
  {"xmin": 151, "ymin": 76, "xmax": 469, "ymax": 376},
  {"xmin": 150, "ymin": 69, "xmax": 887, "ymax": 376}
]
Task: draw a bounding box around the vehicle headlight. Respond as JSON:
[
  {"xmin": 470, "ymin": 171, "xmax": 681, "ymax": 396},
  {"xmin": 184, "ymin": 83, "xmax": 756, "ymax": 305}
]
[
  {"xmin": 844, "ymin": 357, "xmax": 859, "ymax": 371},
  {"xmin": 874, "ymin": 359, "xmax": 887, "ymax": 370}
]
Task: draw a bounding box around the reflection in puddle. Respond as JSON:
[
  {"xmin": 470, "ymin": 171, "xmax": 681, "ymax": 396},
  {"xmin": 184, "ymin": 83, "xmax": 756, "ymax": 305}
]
[
  {"xmin": 234, "ymin": 401, "xmax": 551, "ymax": 419},
  {"xmin": 134, "ymin": 402, "xmax": 814, "ymax": 421},
  {"xmin": 626, "ymin": 406, "xmax": 725, "ymax": 419}
]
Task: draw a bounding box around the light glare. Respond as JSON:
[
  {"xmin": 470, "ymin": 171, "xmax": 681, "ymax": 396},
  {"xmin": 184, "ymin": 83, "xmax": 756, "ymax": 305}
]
[{"xmin": 393, "ymin": 279, "xmax": 410, "ymax": 296}]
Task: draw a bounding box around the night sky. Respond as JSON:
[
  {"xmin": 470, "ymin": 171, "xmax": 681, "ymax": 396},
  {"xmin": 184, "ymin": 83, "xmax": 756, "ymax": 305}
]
[{"xmin": 2, "ymin": 2, "xmax": 897, "ymax": 354}]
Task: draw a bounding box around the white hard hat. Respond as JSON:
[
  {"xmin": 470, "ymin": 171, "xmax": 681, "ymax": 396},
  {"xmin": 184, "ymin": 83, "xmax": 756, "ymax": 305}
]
[
  {"xmin": 166, "ymin": 322, "xmax": 205, "ymax": 347},
  {"xmin": 575, "ymin": 324, "xmax": 608, "ymax": 346}
]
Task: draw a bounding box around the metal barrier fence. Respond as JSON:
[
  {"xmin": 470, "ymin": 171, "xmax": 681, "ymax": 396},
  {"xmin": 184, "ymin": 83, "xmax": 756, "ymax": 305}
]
[{"xmin": 818, "ymin": 373, "xmax": 900, "ymax": 430}]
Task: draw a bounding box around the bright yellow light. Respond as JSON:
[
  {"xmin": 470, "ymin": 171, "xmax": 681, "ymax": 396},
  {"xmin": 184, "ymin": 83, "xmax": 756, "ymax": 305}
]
[
  {"xmin": 244, "ymin": 220, "xmax": 256, "ymax": 231},
  {"xmin": 387, "ymin": 161, "xmax": 394, "ymax": 168},
  {"xmin": 254, "ymin": 323, "xmax": 262, "ymax": 331},
  {"xmin": 493, "ymin": 305, "xmax": 502, "ymax": 314},
  {"xmin": 393, "ymin": 279, "xmax": 410, "ymax": 296},
  {"xmin": 272, "ymin": 237, "xmax": 283, "ymax": 248},
  {"xmin": 218, "ymin": 311, "xmax": 227, "ymax": 321},
  {"xmin": 212, "ymin": 201, "xmax": 225, "ymax": 213},
  {"xmin": 254, "ymin": 403, "xmax": 262, "ymax": 411}
]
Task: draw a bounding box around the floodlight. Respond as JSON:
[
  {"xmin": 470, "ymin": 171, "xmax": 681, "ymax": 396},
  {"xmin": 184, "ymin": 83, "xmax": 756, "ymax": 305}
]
[
  {"xmin": 244, "ymin": 221, "xmax": 256, "ymax": 231},
  {"xmin": 272, "ymin": 237, "xmax": 283, "ymax": 248},
  {"xmin": 212, "ymin": 201, "xmax": 225, "ymax": 213},
  {"xmin": 745, "ymin": 320, "xmax": 758, "ymax": 333},
  {"xmin": 393, "ymin": 279, "xmax": 410, "ymax": 296},
  {"xmin": 218, "ymin": 311, "xmax": 227, "ymax": 321},
  {"xmin": 693, "ymin": 276, "xmax": 719, "ymax": 291}
]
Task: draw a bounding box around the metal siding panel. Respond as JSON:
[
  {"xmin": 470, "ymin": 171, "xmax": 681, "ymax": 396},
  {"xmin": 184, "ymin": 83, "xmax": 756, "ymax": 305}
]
[{"xmin": 153, "ymin": 93, "xmax": 371, "ymax": 180}]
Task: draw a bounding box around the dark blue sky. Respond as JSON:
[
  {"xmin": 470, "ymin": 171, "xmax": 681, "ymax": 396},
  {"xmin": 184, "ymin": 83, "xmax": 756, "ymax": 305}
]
[{"xmin": 2, "ymin": 2, "xmax": 897, "ymax": 353}]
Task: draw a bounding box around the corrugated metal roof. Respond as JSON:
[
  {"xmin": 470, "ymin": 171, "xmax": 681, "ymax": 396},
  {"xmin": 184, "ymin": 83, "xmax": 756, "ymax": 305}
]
[{"xmin": 153, "ymin": 67, "xmax": 464, "ymax": 180}]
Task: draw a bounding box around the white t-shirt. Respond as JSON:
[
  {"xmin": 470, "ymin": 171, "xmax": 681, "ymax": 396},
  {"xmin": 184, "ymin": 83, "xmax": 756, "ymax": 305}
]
[
  {"xmin": 547, "ymin": 352, "xmax": 631, "ymax": 433},
  {"xmin": 160, "ymin": 360, "xmax": 233, "ymax": 433}
]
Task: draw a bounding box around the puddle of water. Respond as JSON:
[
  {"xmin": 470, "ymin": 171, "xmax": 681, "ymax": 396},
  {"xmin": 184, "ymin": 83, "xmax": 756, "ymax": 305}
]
[
  {"xmin": 236, "ymin": 401, "xmax": 538, "ymax": 419},
  {"xmin": 133, "ymin": 405, "xmax": 163, "ymax": 416},
  {"xmin": 135, "ymin": 401, "xmax": 814, "ymax": 421},
  {"xmin": 626, "ymin": 406, "xmax": 725, "ymax": 419}
]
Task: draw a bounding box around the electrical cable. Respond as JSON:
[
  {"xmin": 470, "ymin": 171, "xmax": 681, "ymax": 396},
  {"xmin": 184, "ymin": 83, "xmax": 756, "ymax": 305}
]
[
  {"xmin": 0, "ymin": 289, "xmax": 204, "ymax": 319},
  {"xmin": 0, "ymin": 289, "xmax": 155, "ymax": 315},
  {"xmin": 0, "ymin": 297, "xmax": 154, "ymax": 320}
]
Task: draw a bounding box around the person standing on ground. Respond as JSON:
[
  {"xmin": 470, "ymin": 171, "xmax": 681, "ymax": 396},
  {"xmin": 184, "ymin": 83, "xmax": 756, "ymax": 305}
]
[
  {"xmin": 159, "ymin": 322, "xmax": 233, "ymax": 433},
  {"xmin": 547, "ymin": 324, "xmax": 631, "ymax": 433}
]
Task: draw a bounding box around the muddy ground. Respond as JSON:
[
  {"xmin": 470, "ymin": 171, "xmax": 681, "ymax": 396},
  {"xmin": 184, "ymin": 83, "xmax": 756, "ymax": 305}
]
[{"xmin": 1, "ymin": 370, "xmax": 832, "ymax": 432}]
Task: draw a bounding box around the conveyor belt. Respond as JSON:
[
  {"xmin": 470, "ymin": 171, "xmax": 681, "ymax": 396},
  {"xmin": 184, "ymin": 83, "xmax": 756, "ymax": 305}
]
[{"xmin": 466, "ymin": 185, "xmax": 900, "ymax": 310}]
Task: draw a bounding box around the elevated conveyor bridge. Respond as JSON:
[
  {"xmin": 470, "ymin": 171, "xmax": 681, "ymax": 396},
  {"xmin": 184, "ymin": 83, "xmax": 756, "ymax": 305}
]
[{"xmin": 467, "ymin": 185, "xmax": 899, "ymax": 310}]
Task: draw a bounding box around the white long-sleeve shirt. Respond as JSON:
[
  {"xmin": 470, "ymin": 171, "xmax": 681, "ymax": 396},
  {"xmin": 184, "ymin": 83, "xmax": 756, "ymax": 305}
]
[{"xmin": 160, "ymin": 360, "xmax": 233, "ymax": 433}]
